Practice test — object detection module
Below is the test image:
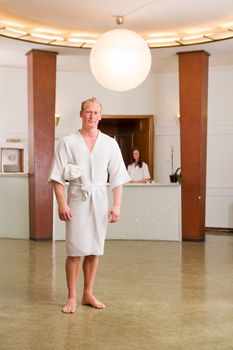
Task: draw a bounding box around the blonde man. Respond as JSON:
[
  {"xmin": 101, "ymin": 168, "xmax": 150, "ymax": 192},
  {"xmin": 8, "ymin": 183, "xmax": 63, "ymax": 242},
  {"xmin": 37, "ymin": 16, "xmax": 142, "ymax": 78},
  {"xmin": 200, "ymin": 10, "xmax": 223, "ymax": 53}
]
[{"xmin": 49, "ymin": 97, "xmax": 130, "ymax": 313}]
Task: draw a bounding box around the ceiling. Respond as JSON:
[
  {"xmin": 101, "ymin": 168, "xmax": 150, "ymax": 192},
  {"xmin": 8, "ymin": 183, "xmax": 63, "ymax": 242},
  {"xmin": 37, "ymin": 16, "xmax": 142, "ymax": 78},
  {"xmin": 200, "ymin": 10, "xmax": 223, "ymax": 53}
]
[{"xmin": 0, "ymin": 0, "xmax": 233, "ymax": 72}]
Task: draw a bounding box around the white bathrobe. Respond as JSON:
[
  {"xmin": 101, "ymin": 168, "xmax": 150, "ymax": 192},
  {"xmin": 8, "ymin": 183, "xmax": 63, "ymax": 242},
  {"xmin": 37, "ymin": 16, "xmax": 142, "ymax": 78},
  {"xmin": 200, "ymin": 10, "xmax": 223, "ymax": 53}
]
[{"xmin": 49, "ymin": 130, "xmax": 130, "ymax": 256}]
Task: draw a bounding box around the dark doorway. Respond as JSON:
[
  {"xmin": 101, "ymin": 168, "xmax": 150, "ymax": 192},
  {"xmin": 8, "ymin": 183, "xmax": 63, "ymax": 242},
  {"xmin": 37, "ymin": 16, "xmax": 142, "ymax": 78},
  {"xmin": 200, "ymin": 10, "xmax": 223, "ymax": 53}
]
[{"xmin": 99, "ymin": 115, "xmax": 154, "ymax": 179}]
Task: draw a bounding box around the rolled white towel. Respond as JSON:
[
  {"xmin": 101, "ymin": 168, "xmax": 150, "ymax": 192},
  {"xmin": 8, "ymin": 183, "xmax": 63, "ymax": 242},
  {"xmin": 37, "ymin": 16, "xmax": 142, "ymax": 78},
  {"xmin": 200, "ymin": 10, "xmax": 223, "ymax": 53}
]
[{"xmin": 64, "ymin": 164, "xmax": 82, "ymax": 181}]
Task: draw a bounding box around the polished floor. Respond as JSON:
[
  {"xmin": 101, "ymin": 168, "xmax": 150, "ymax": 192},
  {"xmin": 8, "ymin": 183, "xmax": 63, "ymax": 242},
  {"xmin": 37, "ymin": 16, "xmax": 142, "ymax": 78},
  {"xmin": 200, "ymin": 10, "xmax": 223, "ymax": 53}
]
[{"xmin": 0, "ymin": 234, "xmax": 232, "ymax": 350}]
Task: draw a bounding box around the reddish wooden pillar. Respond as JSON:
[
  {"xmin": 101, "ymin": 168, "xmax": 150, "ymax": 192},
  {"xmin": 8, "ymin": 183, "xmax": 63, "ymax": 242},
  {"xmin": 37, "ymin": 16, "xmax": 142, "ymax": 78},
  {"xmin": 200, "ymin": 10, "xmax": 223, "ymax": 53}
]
[
  {"xmin": 26, "ymin": 50, "xmax": 58, "ymax": 240},
  {"xmin": 178, "ymin": 50, "xmax": 209, "ymax": 241}
]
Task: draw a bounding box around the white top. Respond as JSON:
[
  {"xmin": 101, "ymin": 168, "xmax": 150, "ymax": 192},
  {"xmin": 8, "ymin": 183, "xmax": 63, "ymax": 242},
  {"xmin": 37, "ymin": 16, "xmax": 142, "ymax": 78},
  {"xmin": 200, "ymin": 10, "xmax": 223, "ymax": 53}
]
[
  {"xmin": 127, "ymin": 162, "xmax": 150, "ymax": 181},
  {"xmin": 49, "ymin": 131, "xmax": 130, "ymax": 256}
]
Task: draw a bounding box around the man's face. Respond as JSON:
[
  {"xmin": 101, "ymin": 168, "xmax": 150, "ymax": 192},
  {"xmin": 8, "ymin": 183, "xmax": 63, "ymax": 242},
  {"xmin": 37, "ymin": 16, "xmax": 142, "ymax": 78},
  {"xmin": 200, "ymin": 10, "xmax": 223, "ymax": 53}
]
[{"xmin": 80, "ymin": 102, "xmax": 101, "ymax": 129}]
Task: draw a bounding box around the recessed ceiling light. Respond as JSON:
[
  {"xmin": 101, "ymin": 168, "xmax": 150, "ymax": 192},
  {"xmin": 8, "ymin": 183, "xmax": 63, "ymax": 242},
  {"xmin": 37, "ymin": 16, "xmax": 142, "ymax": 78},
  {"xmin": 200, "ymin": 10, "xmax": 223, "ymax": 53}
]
[
  {"xmin": 33, "ymin": 28, "xmax": 63, "ymax": 35},
  {"xmin": 147, "ymin": 32, "xmax": 177, "ymax": 37},
  {"xmin": 184, "ymin": 27, "xmax": 212, "ymax": 34},
  {"xmin": 219, "ymin": 21, "xmax": 233, "ymax": 28},
  {"xmin": 68, "ymin": 38, "xmax": 96, "ymax": 43},
  {"xmin": 31, "ymin": 33, "xmax": 64, "ymax": 41},
  {"xmin": 5, "ymin": 27, "xmax": 27, "ymax": 35},
  {"xmin": 182, "ymin": 34, "xmax": 204, "ymax": 41},
  {"xmin": 147, "ymin": 37, "xmax": 179, "ymax": 43},
  {"xmin": 1, "ymin": 20, "xmax": 25, "ymax": 27},
  {"xmin": 70, "ymin": 33, "xmax": 98, "ymax": 38}
]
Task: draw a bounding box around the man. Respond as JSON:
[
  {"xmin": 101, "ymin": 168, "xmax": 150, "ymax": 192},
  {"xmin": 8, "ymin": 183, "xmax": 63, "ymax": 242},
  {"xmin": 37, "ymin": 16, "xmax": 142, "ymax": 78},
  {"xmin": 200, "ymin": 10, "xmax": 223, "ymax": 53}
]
[{"xmin": 49, "ymin": 97, "xmax": 130, "ymax": 313}]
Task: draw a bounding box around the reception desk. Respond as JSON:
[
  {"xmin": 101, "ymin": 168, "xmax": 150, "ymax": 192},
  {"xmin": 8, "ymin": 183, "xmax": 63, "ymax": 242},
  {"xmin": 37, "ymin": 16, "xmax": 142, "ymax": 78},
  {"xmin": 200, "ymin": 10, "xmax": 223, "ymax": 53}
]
[
  {"xmin": 53, "ymin": 183, "xmax": 181, "ymax": 241},
  {"xmin": 0, "ymin": 173, "xmax": 29, "ymax": 239}
]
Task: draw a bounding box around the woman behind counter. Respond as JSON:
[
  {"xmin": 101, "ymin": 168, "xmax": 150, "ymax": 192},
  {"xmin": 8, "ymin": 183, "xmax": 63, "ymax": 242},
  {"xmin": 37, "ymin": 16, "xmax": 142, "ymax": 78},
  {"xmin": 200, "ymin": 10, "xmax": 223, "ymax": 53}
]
[{"xmin": 127, "ymin": 148, "xmax": 151, "ymax": 183}]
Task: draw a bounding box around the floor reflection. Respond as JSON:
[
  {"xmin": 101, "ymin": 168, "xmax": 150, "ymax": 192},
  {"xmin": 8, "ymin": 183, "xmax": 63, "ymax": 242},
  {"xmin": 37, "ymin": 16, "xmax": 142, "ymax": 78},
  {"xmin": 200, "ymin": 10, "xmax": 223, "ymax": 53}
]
[{"xmin": 0, "ymin": 235, "xmax": 232, "ymax": 350}]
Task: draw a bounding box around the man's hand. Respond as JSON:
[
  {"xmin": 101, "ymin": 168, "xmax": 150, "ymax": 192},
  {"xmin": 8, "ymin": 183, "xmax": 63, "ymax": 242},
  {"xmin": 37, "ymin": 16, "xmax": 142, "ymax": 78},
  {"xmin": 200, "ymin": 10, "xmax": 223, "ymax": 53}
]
[
  {"xmin": 58, "ymin": 203, "xmax": 72, "ymax": 221},
  {"xmin": 52, "ymin": 181, "xmax": 72, "ymax": 221},
  {"xmin": 108, "ymin": 205, "xmax": 120, "ymax": 223}
]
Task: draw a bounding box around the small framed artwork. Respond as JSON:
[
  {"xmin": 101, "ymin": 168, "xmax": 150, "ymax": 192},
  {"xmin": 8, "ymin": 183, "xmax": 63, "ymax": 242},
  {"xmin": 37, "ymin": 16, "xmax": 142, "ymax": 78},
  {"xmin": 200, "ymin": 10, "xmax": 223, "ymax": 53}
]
[{"xmin": 1, "ymin": 148, "xmax": 24, "ymax": 173}]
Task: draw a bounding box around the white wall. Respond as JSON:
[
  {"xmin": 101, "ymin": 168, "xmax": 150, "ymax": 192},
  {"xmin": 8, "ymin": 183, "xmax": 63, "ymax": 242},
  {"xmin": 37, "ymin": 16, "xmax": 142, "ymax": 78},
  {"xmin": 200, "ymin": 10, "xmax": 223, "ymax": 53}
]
[
  {"xmin": 0, "ymin": 67, "xmax": 28, "ymax": 172},
  {"xmin": 0, "ymin": 63, "xmax": 232, "ymax": 229},
  {"xmin": 153, "ymin": 71, "xmax": 180, "ymax": 182},
  {"xmin": 55, "ymin": 71, "xmax": 156, "ymax": 137},
  {"xmin": 206, "ymin": 67, "xmax": 233, "ymax": 227}
]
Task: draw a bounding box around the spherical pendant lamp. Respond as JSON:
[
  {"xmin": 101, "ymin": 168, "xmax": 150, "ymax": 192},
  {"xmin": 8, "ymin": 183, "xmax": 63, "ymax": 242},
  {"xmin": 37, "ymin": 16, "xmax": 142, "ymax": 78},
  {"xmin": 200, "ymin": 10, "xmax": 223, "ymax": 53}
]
[{"xmin": 90, "ymin": 28, "xmax": 152, "ymax": 92}]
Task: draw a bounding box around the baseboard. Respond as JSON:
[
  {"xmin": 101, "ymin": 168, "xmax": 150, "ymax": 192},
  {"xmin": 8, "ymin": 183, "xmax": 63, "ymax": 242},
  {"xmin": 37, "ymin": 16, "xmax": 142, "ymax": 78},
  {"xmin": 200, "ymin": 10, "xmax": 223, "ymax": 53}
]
[{"xmin": 205, "ymin": 227, "xmax": 233, "ymax": 234}]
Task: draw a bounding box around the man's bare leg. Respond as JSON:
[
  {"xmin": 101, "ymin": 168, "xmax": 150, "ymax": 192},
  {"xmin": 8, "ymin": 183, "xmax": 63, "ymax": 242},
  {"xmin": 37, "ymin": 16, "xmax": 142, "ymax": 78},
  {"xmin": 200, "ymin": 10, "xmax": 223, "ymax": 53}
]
[
  {"xmin": 62, "ymin": 256, "xmax": 80, "ymax": 313},
  {"xmin": 82, "ymin": 255, "xmax": 106, "ymax": 309}
]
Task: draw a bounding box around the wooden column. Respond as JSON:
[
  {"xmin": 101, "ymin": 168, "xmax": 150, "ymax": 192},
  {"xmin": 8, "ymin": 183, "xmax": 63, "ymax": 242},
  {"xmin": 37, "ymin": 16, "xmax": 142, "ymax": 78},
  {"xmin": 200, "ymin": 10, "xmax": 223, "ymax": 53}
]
[
  {"xmin": 178, "ymin": 50, "xmax": 209, "ymax": 241},
  {"xmin": 26, "ymin": 50, "xmax": 58, "ymax": 240}
]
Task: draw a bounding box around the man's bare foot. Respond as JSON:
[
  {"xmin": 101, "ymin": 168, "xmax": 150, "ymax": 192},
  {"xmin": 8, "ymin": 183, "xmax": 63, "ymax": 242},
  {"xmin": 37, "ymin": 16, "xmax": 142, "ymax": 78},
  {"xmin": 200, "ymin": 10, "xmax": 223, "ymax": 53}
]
[
  {"xmin": 82, "ymin": 294, "xmax": 106, "ymax": 309},
  {"xmin": 62, "ymin": 298, "xmax": 77, "ymax": 314}
]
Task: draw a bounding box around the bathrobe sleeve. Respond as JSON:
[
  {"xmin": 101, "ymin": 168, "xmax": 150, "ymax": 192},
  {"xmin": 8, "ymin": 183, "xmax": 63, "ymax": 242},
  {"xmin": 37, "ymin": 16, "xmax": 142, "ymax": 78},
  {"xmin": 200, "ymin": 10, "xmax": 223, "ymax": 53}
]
[
  {"xmin": 48, "ymin": 138, "xmax": 68, "ymax": 186},
  {"xmin": 108, "ymin": 139, "xmax": 131, "ymax": 190}
]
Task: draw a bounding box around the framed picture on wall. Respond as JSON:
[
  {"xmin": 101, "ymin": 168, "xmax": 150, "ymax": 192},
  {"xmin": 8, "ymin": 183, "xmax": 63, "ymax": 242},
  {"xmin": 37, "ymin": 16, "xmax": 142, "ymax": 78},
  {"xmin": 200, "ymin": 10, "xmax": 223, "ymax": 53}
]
[{"xmin": 0, "ymin": 148, "xmax": 24, "ymax": 173}]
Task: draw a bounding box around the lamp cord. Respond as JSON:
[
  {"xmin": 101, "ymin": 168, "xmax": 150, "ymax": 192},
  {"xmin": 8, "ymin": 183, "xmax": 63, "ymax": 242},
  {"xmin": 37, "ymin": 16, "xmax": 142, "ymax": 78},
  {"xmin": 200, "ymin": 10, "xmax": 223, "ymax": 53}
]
[{"xmin": 122, "ymin": 0, "xmax": 158, "ymax": 17}]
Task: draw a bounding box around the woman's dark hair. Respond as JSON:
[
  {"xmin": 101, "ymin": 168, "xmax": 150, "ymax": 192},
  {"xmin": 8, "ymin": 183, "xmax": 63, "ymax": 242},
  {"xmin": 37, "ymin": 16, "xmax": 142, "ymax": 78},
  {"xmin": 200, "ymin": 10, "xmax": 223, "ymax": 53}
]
[{"xmin": 130, "ymin": 148, "xmax": 143, "ymax": 168}]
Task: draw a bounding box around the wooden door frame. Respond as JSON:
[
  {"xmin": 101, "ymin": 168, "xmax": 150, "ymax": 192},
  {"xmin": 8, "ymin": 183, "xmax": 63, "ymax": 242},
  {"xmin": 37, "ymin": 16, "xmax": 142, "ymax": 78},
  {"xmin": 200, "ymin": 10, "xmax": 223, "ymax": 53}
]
[{"xmin": 101, "ymin": 115, "xmax": 154, "ymax": 179}]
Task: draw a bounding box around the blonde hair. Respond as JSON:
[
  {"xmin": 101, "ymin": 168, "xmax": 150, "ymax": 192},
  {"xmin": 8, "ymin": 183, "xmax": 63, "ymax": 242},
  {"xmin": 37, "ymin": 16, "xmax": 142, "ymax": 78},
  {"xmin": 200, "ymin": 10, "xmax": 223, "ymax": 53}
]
[{"xmin": 80, "ymin": 97, "xmax": 102, "ymax": 112}]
